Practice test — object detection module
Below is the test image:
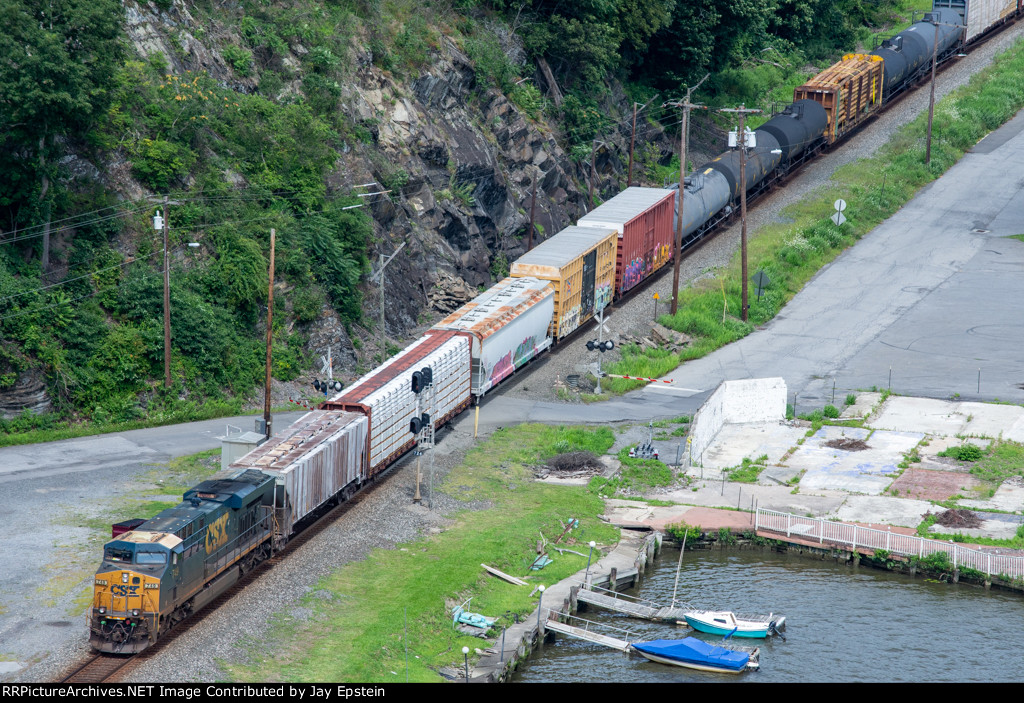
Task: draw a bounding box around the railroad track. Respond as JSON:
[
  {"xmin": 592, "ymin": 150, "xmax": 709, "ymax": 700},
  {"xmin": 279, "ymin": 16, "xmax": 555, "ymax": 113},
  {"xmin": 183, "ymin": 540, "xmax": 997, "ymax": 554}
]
[
  {"xmin": 60, "ymin": 653, "xmax": 133, "ymax": 683},
  {"xmin": 58, "ymin": 475, "xmax": 383, "ymax": 683}
]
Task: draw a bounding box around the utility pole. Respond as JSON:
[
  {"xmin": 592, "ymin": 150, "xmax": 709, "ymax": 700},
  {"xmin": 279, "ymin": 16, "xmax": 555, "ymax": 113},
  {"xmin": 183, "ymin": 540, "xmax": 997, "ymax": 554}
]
[
  {"xmin": 150, "ymin": 195, "xmax": 181, "ymax": 388},
  {"xmin": 628, "ymin": 102, "xmax": 638, "ymax": 187},
  {"xmin": 719, "ymin": 104, "xmax": 761, "ymax": 322},
  {"xmin": 925, "ymin": 19, "xmax": 966, "ymax": 165},
  {"xmin": 588, "ymin": 140, "xmax": 599, "ymax": 212},
  {"xmin": 163, "ymin": 194, "xmax": 171, "ymax": 387},
  {"xmin": 527, "ymin": 171, "xmax": 538, "ymax": 251},
  {"xmin": 263, "ymin": 228, "xmax": 276, "ymax": 439},
  {"xmin": 371, "ymin": 242, "xmax": 407, "ymax": 360},
  {"xmin": 665, "ymin": 74, "xmax": 708, "ymax": 316},
  {"xmin": 627, "ymin": 95, "xmax": 658, "ymax": 188}
]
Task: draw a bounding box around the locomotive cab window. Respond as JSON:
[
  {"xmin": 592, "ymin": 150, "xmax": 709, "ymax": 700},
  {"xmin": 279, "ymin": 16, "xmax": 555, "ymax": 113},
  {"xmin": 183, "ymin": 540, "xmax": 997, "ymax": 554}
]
[
  {"xmin": 135, "ymin": 551, "xmax": 167, "ymax": 565},
  {"xmin": 104, "ymin": 547, "xmax": 132, "ymax": 562}
]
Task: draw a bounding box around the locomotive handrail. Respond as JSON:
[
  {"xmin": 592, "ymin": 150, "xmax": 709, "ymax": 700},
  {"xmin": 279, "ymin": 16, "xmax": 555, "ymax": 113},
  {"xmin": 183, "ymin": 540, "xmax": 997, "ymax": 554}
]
[{"xmin": 203, "ymin": 511, "xmax": 274, "ymax": 579}]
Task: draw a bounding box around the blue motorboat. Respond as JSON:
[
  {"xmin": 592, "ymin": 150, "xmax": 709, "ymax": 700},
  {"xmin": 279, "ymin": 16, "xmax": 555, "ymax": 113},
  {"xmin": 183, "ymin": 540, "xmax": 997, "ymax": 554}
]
[{"xmin": 630, "ymin": 637, "xmax": 759, "ymax": 674}]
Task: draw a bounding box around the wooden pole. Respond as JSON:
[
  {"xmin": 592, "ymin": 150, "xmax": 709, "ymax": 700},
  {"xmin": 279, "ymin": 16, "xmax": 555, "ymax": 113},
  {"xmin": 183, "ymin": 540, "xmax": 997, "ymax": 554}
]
[
  {"xmin": 739, "ymin": 108, "xmax": 749, "ymax": 322},
  {"xmin": 588, "ymin": 141, "xmax": 597, "ymax": 212},
  {"xmin": 627, "ymin": 102, "xmax": 638, "ymax": 187},
  {"xmin": 528, "ymin": 173, "xmax": 537, "ymax": 251},
  {"xmin": 926, "ymin": 21, "xmax": 939, "ymax": 165},
  {"xmin": 666, "ymin": 75, "xmax": 707, "ymax": 316},
  {"xmin": 163, "ymin": 194, "xmax": 171, "ymax": 388},
  {"xmin": 264, "ymin": 228, "xmax": 275, "ymax": 438}
]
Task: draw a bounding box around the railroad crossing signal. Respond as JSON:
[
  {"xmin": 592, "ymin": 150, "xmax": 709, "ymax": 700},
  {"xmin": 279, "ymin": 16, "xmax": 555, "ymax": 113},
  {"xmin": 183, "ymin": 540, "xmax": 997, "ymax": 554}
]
[
  {"xmin": 587, "ymin": 340, "xmax": 615, "ymax": 352},
  {"xmin": 313, "ymin": 379, "xmax": 343, "ymax": 395}
]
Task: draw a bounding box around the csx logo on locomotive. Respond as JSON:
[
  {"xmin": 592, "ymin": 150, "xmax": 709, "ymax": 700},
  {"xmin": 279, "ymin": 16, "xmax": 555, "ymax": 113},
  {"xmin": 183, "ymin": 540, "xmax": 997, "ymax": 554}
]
[
  {"xmin": 205, "ymin": 513, "xmax": 229, "ymax": 554},
  {"xmin": 111, "ymin": 584, "xmax": 139, "ymax": 597}
]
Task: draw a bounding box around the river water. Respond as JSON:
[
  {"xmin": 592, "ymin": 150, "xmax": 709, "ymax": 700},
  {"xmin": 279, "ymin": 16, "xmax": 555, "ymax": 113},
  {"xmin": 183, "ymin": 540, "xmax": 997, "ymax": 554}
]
[{"xmin": 510, "ymin": 547, "xmax": 1024, "ymax": 683}]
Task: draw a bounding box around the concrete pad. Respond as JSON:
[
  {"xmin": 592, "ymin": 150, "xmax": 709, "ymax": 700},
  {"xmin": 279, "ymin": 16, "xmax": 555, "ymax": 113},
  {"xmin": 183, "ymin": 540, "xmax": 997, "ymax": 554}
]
[
  {"xmin": 692, "ymin": 421, "xmax": 805, "ymax": 471},
  {"xmin": 868, "ymin": 397, "xmax": 966, "ymax": 436},
  {"xmin": 840, "ymin": 392, "xmax": 881, "ymax": 420},
  {"xmin": 959, "ymin": 477, "xmax": 1024, "ymax": 513},
  {"xmin": 759, "ymin": 465, "xmax": 802, "ymax": 486},
  {"xmin": 1004, "ymin": 415, "xmax": 1024, "ymax": 443},
  {"xmin": 788, "ymin": 426, "xmax": 923, "ymax": 495},
  {"xmin": 959, "ymin": 402, "xmax": 1024, "ymax": 439},
  {"xmin": 834, "ymin": 495, "xmax": 936, "ymax": 529},
  {"xmin": 920, "ymin": 435, "xmax": 991, "ymax": 457},
  {"xmin": 601, "ymin": 499, "xmax": 656, "ymax": 526}
]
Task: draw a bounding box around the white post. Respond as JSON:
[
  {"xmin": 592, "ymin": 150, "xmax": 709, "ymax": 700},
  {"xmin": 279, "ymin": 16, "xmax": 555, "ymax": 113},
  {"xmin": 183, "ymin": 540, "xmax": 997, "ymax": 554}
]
[
  {"xmin": 786, "ymin": 513, "xmax": 792, "ymax": 538},
  {"xmin": 852, "ymin": 525, "xmax": 858, "ymax": 552}
]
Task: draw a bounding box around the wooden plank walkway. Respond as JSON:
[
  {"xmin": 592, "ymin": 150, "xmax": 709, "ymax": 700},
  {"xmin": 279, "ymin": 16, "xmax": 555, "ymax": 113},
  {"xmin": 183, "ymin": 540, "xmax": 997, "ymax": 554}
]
[
  {"xmin": 544, "ymin": 619, "xmax": 632, "ymax": 652},
  {"xmin": 577, "ymin": 588, "xmax": 690, "ymax": 623}
]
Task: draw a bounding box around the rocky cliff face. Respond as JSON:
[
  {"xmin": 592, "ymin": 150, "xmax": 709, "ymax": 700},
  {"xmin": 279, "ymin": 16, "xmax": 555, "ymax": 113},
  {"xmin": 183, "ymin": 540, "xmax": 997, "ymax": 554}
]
[{"xmin": 1, "ymin": 1, "xmax": 676, "ymax": 416}]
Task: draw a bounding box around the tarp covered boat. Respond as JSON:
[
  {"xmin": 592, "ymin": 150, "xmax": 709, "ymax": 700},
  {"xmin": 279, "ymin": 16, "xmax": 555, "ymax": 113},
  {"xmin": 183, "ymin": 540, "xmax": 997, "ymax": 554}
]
[{"xmin": 631, "ymin": 637, "xmax": 759, "ymax": 674}]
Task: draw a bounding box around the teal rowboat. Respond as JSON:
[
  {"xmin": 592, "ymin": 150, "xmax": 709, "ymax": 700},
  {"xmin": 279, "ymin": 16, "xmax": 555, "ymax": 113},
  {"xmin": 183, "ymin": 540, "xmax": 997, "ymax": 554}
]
[{"xmin": 683, "ymin": 610, "xmax": 786, "ymax": 639}]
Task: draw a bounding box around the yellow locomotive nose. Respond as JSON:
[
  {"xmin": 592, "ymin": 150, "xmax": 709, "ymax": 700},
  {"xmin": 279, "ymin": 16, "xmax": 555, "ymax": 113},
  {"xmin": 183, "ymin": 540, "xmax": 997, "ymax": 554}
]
[{"xmin": 91, "ymin": 569, "xmax": 161, "ymax": 652}]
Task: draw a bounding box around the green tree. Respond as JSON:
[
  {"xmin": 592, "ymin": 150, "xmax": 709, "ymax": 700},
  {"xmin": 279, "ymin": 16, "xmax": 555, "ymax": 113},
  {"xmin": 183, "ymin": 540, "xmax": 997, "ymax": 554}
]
[{"xmin": 0, "ymin": 0, "xmax": 123, "ymax": 268}]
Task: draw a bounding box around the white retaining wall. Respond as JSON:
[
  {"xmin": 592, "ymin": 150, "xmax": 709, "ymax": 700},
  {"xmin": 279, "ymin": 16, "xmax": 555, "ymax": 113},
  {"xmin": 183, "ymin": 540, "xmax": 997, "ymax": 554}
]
[{"xmin": 688, "ymin": 377, "xmax": 787, "ymax": 465}]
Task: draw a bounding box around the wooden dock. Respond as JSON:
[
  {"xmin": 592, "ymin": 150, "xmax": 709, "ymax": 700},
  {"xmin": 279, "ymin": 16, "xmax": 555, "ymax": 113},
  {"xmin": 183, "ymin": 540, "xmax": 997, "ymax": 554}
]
[
  {"xmin": 545, "ymin": 612, "xmax": 634, "ymax": 652},
  {"xmin": 577, "ymin": 585, "xmax": 691, "ymax": 623}
]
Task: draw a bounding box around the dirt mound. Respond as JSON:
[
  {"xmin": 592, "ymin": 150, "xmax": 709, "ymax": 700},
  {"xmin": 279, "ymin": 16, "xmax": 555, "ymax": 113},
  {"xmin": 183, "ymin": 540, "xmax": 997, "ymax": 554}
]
[
  {"xmin": 824, "ymin": 438, "xmax": 870, "ymax": 451},
  {"xmin": 932, "ymin": 509, "xmax": 982, "ymax": 529},
  {"xmin": 537, "ymin": 451, "xmax": 605, "ymax": 479}
]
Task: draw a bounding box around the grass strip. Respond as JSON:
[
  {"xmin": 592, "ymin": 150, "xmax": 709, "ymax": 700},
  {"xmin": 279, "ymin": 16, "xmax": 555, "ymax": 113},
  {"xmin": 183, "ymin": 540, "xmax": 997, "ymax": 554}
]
[
  {"xmin": 225, "ymin": 424, "xmax": 619, "ymax": 683},
  {"xmin": 608, "ymin": 34, "xmax": 1024, "ymax": 396}
]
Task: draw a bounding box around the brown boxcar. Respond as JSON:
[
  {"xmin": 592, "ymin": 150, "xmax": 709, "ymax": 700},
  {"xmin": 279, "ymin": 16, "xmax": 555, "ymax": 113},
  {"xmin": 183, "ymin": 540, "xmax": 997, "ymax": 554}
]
[
  {"xmin": 577, "ymin": 187, "xmax": 676, "ymax": 296},
  {"xmin": 794, "ymin": 54, "xmax": 884, "ymax": 144}
]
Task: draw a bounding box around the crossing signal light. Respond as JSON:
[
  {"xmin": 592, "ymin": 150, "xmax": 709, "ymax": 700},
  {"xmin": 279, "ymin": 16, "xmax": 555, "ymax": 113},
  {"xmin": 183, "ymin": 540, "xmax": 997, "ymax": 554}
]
[{"xmin": 586, "ymin": 340, "xmax": 615, "ymax": 353}]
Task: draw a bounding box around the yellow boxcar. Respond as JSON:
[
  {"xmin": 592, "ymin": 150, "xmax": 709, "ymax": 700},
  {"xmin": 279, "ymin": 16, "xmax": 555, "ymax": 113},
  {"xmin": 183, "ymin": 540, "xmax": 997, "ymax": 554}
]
[
  {"xmin": 510, "ymin": 225, "xmax": 617, "ymax": 339},
  {"xmin": 794, "ymin": 54, "xmax": 884, "ymax": 143}
]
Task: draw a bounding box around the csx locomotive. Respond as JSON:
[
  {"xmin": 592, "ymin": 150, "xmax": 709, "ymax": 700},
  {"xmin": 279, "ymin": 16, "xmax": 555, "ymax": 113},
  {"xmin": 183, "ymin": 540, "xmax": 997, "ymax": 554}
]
[{"xmin": 91, "ymin": 470, "xmax": 276, "ymax": 652}]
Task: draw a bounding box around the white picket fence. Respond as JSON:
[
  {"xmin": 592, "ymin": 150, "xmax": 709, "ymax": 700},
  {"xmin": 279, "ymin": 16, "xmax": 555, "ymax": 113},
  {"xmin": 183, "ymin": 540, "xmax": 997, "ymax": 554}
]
[{"xmin": 755, "ymin": 508, "xmax": 1024, "ymax": 581}]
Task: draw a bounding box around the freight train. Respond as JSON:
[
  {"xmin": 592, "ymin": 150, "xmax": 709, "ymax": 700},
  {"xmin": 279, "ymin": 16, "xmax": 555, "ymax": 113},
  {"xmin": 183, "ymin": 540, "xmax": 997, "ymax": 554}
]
[{"xmin": 89, "ymin": 0, "xmax": 1021, "ymax": 654}]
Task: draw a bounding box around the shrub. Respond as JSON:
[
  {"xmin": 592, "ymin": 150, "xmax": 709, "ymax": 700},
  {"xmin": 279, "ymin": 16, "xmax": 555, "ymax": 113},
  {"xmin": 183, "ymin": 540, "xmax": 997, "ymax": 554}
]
[
  {"xmin": 823, "ymin": 404, "xmax": 840, "ymax": 418},
  {"xmin": 939, "ymin": 444, "xmax": 984, "ymax": 462}
]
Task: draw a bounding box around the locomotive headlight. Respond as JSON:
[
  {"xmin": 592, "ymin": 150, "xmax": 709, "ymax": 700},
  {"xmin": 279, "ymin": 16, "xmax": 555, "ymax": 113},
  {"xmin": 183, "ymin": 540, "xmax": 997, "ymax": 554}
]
[
  {"xmin": 98, "ymin": 607, "xmax": 106, "ymax": 614},
  {"xmin": 122, "ymin": 573, "xmax": 129, "ymax": 583},
  {"xmin": 132, "ymin": 609, "xmax": 140, "ymax": 616}
]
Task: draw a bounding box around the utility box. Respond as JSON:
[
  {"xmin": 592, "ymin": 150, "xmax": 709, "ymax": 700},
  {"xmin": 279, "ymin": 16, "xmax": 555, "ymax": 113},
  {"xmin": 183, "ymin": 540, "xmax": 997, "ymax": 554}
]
[{"xmin": 220, "ymin": 430, "xmax": 267, "ymax": 471}]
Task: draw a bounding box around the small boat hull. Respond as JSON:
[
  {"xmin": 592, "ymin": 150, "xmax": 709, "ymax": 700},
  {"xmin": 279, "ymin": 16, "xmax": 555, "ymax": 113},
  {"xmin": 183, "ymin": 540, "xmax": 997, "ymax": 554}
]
[
  {"xmin": 683, "ymin": 611, "xmax": 783, "ymax": 639},
  {"xmin": 631, "ymin": 638, "xmax": 758, "ymax": 674}
]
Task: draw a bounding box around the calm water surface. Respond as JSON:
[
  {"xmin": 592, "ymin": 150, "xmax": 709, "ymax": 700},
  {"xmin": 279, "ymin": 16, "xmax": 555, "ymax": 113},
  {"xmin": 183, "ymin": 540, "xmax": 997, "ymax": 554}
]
[{"xmin": 510, "ymin": 547, "xmax": 1024, "ymax": 682}]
